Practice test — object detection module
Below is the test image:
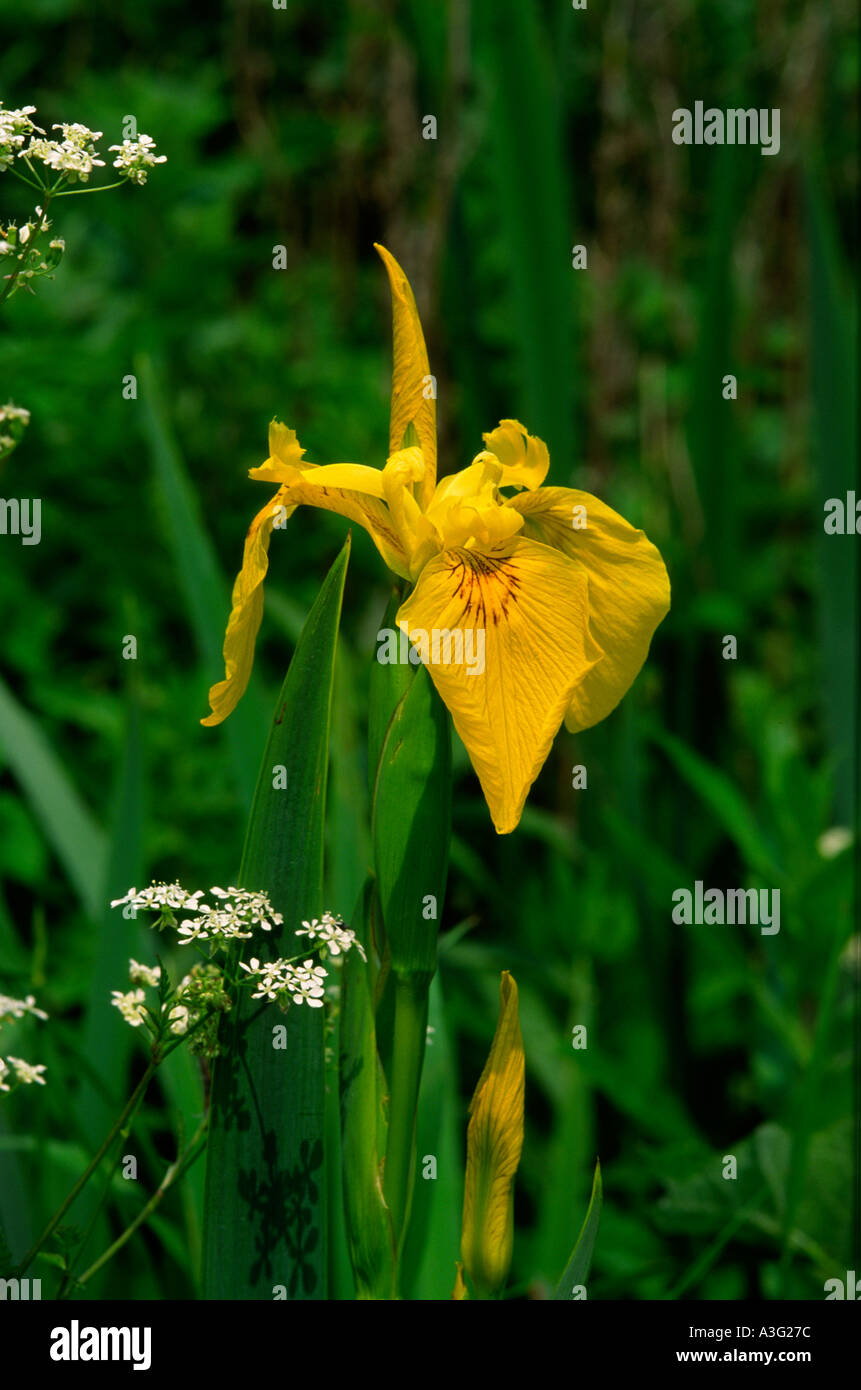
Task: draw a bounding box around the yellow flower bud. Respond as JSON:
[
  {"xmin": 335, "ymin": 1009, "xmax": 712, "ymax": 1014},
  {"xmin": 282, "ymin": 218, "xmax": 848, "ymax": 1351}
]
[{"xmin": 460, "ymin": 971, "xmax": 525, "ymax": 1297}]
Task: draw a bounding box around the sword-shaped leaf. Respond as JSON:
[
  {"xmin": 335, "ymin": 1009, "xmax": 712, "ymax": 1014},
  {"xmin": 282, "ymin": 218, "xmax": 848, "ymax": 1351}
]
[
  {"xmin": 201, "ymin": 537, "xmax": 350, "ymax": 1299},
  {"xmin": 552, "ymin": 1159, "xmax": 603, "ymax": 1300}
]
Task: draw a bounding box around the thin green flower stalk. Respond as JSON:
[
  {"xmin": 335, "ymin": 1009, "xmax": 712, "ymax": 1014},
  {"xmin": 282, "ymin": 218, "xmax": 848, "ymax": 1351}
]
[
  {"xmin": 367, "ymin": 595, "xmax": 451, "ymax": 1283},
  {"xmin": 74, "ymin": 1110, "xmax": 210, "ymax": 1293}
]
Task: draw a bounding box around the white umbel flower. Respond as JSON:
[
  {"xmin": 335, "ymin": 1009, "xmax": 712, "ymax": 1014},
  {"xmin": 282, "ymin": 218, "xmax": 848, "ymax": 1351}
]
[
  {"xmin": 23, "ymin": 123, "xmax": 105, "ymax": 183},
  {"xmin": 177, "ymin": 908, "xmax": 251, "ymax": 943},
  {"xmin": 208, "ymin": 887, "xmax": 282, "ymax": 930},
  {"xmin": 289, "ymin": 960, "xmax": 328, "ymax": 1006},
  {"xmin": 108, "ymin": 133, "xmax": 167, "ymax": 185},
  {"xmin": 296, "ymin": 911, "xmax": 367, "ymax": 961},
  {"xmin": 111, "ymin": 988, "xmax": 148, "ymax": 1028},
  {"xmin": 0, "ymin": 992, "xmax": 49, "ymax": 1023},
  {"xmin": 6, "ymin": 1055, "xmax": 47, "ymax": 1085},
  {"xmin": 0, "ymin": 105, "xmax": 41, "ymax": 171},
  {"xmin": 177, "ymin": 887, "xmax": 282, "ymax": 944},
  {"xmin": 111, "ymin": 882, "xmax": 204, "ymax": 912},
  {"xmin": 129, "ymin": 959, "xmax": 161, "ymax": 988},
  {"xmin": 240, "ymin": 956, "xmax": 328, "ymax": 1006}
]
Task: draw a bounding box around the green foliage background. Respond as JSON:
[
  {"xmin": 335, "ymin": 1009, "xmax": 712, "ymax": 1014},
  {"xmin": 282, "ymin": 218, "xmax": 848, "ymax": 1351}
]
[{"xmin": 0, "ymin": 0, "xmax": 857, "ymax": 1299}]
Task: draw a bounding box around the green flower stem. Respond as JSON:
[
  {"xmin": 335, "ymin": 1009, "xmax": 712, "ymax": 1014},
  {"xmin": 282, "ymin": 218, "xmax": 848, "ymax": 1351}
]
[
  {"xmin": 7, "ymin": 170, "xmax": 43, "ymax": 192},
  {"xmin": 56, "ymin": 1063, "xmax": 155, "ymax": 1296},
  {"xmin": 16, "ymin": 1057, "xmax": 157, "ymax": 1275},
  {"xmin": 54, "ymin": 180, "xmax": 126, "ymax": 197},
  {"xmin": 74, "ymin": 1112, "xmax": 209, "ymax": 1291},
  {"xmin": 16, "ymin": 998, "xmax": 216, "ymax": 1280},
  {"xmin": 383, "ymin": 971, "xmax": 431, "ymax": 1264},
  {"xmin": 0, "ymin": 194, "xmax": 52, "ymax": 307}
]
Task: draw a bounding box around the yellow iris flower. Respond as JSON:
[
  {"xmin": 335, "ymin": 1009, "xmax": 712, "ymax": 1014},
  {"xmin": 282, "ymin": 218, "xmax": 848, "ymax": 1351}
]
[{"xmin": 203, "ymin": 245, "xmax": 670, "ymax": 834}]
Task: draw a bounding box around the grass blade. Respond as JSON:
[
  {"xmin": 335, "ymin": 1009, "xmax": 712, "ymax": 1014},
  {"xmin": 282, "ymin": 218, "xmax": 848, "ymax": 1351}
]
[
  {"xmin": 649, "ymin": 725, "xmax": 781, "ymax": 881},
  {"xmin": 805, "ymin": 171, "xmax": 858, "ymax": 824},
  {"xmin": 552, "ymin": 1158, "xmax": 602, "ymax": 1300},
  {"xmin": 338, "ymin": 878, "xmax": 396, "ymax": 1299},
  {"xmin": 0, "ymin": 677, "xmax": 106, "ymax": 919},
  {"xmin": 136, "ymin": 352, "xmax": 267, "ymax": 810}
]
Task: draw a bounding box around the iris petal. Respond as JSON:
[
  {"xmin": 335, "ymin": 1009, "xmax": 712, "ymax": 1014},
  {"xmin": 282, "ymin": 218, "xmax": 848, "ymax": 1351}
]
[
  {"xmin": 374, "ymin": 243, "xmax": 437, "ymax": 509},
  {"xmin": 202, "ymin": 487, "xmax": 293, "ymax": 726},
  {"xmin": 396, "ymin": 537, "xmax": 603, "ymax": 834},
  {"xmin": 508, "ymin": 486, "xmax": 670, "ymax": 732}
]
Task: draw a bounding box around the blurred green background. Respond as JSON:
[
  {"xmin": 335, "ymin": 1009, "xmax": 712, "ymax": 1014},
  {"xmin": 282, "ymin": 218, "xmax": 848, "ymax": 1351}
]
[{"xmin": 0, "ymin": 0, "xmax": 857, "ymax": 1300}]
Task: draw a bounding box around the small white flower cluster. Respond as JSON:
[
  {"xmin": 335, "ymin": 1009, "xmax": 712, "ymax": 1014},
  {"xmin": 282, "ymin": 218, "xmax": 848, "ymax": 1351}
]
[
  {"xmin": 0, "ymin": 993, "xmax": 48, "ymax": 1023},
  {"xmin": 110, "ymin": 960, "xmax": 188, "ymax": 1037},
  {"xmin": 178, "ymin": 887, "xmax": 283, "ymax": 945},
  {"xmin": 112, "ymin": 882, "xmax": 283, "ymax": 947},
  {"xmin": 110, "ymin": 959, "xmax": 161, "ymax": 1031},
  {"xmin": 110, "ymin": 990, "xmax": 189, "ymax": 1036},
  {"xmin": 239, "ymin": 957, "xmax": 329, "ymax": 1008},
  {"xmin": 25, "ymin": 123, "xmax": 106, "ymax": 184},
  {"xmin": 108, "ymin": 886, "xmax": 365, "ymax": 1033},
  {"xmin": 0, "ymin": 104, "xmax": 39, "ymax": 171},
  {"xmin": 0, "ymin": 403, "xmax": 30, "ymax": 428},
  {"xmin": 111, "ymin": 881, "xmax": 203, "ymax": 912},
  {"xmin": 108, "ymin": 134, "xmax": 167, "ymax": 185},
  {"xmin": 0, "ymin": 402, "xmax": 31, "ymax": 461},
  {"xmin": 129, "ymin": 959, "xmax": 161, "ymax": 988},
  {"xmin": 0, "ymin": 990, "xmax": 48, "ymax": 1093},
  {"xmin": 1, "ymin": 102, "xmax": 166, "ymax": 188},
  {"xmin": 111, "ymin": 987, "xmax": 148, "ymax": 1028},
  {"xmin": 0, "ymin": 1056, "xmax": 47, "ymax": 1090},
  {"xmin": 296, "ymin": 912, "xmax": 367, "ymax": 961}
]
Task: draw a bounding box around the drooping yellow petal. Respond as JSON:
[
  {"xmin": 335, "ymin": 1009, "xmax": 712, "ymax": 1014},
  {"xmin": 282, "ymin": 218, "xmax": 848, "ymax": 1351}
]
[
  {"xmin": 250, "ymin": 419, "xmax": 411, "ymax": 580},
  {"xmin": 460, "ymin": 972, "xmax": 524, "ymax": 1298},
  {"xmin": 396, "ymin": 538, "xmax": 603, "ymax": 834},
  {"xmin": 509, "ymin": 487, "xmax": 670, "ymax": 732},
  {"xmin": 203, "ymin": 420, "xmax": 413, "ymax": 728},
  {"xmin": 202, "ymin": 486, "xmax": 293, "ymax": 726},
  {"xmin": 252, "ymin": 424, "xmax": 386, "ymax": 500},
  {"xmin": 374, "ymin": 243, "xmax": 437, "ymax": 509},
  {"xmin": 479, "ymin": 419, "xmax": 550, "ymax": 491}
]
